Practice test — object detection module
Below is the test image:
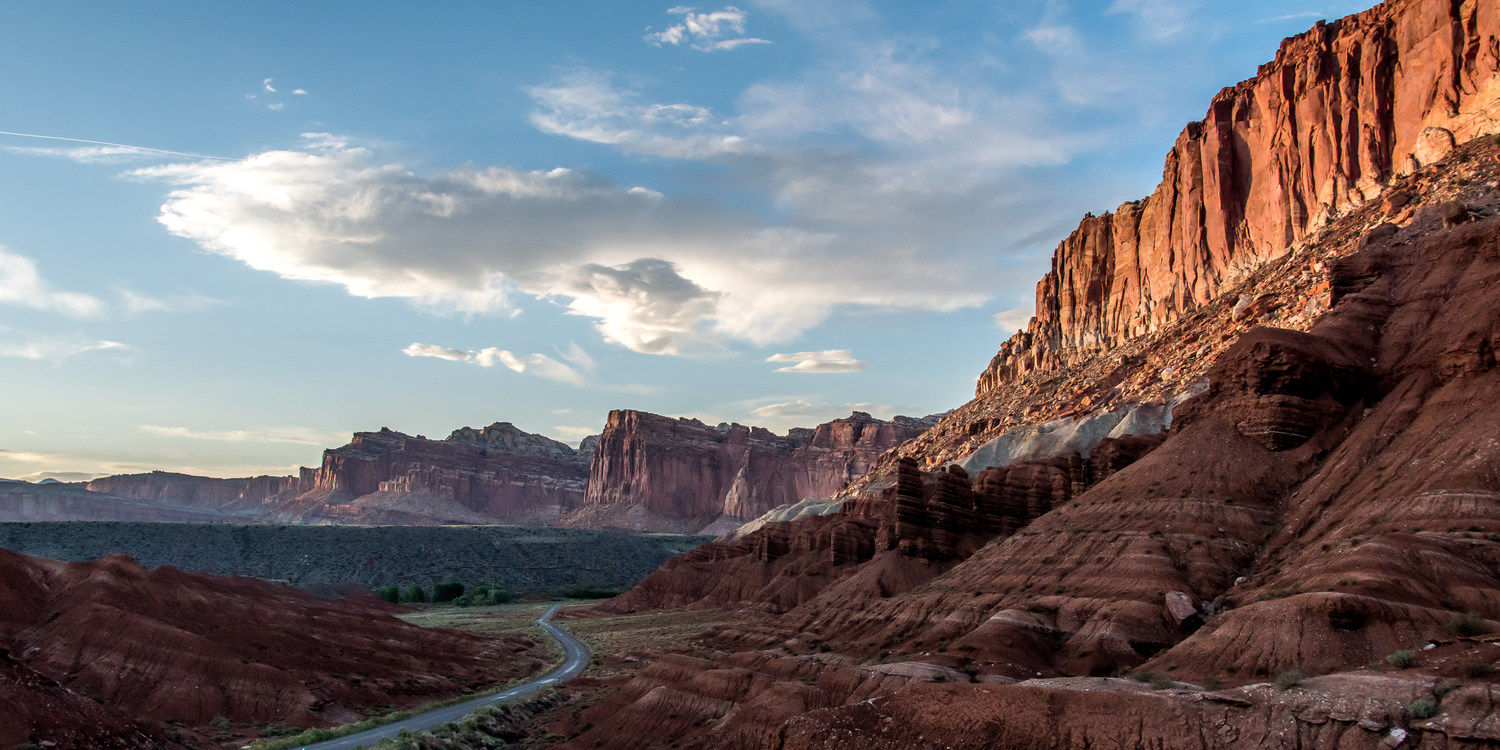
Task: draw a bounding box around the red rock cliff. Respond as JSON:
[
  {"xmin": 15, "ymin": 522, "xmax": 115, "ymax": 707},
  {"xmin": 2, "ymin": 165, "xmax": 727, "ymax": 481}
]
[
  {"xmin": 979, "ymin": 0, "xmax": 1500, "ymax": 396},
  {"xmin": 576, "ymin": 410, "xmax": 931, "ymax": 530},
  {"xmin": 283, "ymin": 423, "xmax": 590, "ymax": 524}
]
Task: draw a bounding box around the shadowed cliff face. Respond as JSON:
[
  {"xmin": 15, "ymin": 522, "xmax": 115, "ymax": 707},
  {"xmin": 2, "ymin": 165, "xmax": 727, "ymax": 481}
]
[
  {"xmin": 979, "ymin": 0, "xmax": 1500, "ymax": 397},
  {"xmin": 564, "ymin": 410, "xmax": 931, "ymax": 533}
]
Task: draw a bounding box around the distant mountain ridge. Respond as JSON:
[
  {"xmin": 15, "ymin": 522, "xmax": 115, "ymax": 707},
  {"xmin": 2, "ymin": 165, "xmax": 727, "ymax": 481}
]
[{"xmin": 8, "ymin": 411, "xmax": 938, "ymax": 532}]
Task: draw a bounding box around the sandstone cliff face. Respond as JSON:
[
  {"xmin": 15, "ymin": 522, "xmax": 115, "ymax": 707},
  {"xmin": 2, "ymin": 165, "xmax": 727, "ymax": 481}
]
[
  {"xmin": 979, "ymin": 0, "xmax": 1500, "ymax": 397},
  {"xmin": 569, "ymin": 410, "xmax": 931, "ymax": 532},
  {"xmin": 280, "ymin": 423, "xmax": 590, "ymax": 524}
]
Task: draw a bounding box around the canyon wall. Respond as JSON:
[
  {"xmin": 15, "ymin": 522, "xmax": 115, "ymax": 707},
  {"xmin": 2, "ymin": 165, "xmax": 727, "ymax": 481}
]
[
  {"xmin": 273, "ymin": 422, "xmax": 591, "ymax": 524},
  {"xmin": 979, "ymin": 0, "xmax": 1500, "ymax": 396},
  {"xmin": 85, "ymin": 472, "xmax": 299, "ymax": 511},
  {"xmin": 49, "ymin": 413, "xmax": 927, "ymax": 530},
  {"xmin": 568, "ymin": 410, "xmax": 932, "ymax": 532}
]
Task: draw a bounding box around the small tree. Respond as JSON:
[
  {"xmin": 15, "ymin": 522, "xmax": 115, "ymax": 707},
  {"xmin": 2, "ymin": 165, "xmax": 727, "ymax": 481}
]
[
  {"xmin": 401, "ymin": 585, "xmax": 427, "ymax": 603},
  {"xmin": 376, "ymin": 586, "xmax": 400, "ymax": 604},
  {"xmin": 433, "ymin": 581, "xmax": 465, "ymax": 603}
]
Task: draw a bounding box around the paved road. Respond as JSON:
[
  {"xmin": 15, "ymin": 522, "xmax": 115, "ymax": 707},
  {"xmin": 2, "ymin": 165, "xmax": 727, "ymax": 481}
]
[{"xmin": 298, "ymin": 604, "xmax": 589, "ymax": 750}]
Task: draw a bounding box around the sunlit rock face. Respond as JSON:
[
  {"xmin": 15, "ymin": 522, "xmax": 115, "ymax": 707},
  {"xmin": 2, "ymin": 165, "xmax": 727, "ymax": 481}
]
[{"xmin": 979, "ymin": 0, "xmax": 1500, "ymax": 396}]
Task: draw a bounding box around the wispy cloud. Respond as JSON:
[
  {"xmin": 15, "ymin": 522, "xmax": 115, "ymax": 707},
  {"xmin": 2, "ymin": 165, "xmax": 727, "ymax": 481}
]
[
  {"xmin": 402, "ymin": 342, "xmax": 590, "ymax": 385},
  {"xmin": 747, "ymin": 399, "xmax": 895, "ymax": 432},
  {"xmin": 765, "ymin": 349, "xmax": 866, "ymax": 373},
  {"xmin": 993, "ymin": 308, "xmax": 1033, "ymax": 333},
  {"xmin": 263, "ymin": 78, "xmax": 277, "ymax": 93},
  {"xmin": 0, "ymin": 129, "xmax": 231, "ymax": 162},
  {"xmin": 138, "ymin": 425, "xmax": 343, "ymax": 446},
  {"xmin": 0, "ymin": 446, "xmax": 300, "ymax": 481},
  {"xmin": 1256, "ymin": 10, "xmax": 1327, "ymax": 24},
  {"xmin": 529, "ymin": 69, "xmax": 747, "ymax": 160},
  {"xmin": 0, "ymin": 246, "xmax": 105, "ymax": 317},
  {"xmin": 117, "ymin": 289, "xmax": 226, "ymax": 314},
  {"xmin": 646, "ymin": 6, "xmax": 771, "ymax": 52},
  {"xmin": 0, "ymin": 336, "xmax": 128, "ymax": 362},
  {"xmin": 1105, "ymin": 0, "xmax": 1200, "ymax": 42},
  {"xmin": 551, "ymin": 425, "xmax": 599, "ymax": 444}
]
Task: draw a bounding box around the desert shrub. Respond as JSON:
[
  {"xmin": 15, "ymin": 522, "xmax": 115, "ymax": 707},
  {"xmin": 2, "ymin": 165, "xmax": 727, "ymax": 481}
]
[
  {"xmin": 258, "ymin": 723, "xmax": 300, "ymax": 738},
  {"xmin": 931, "ymin": 670, "xmax": 948, "ymax": 683},
  {"xmin": 1387, "ymin": 650, "xmax": 1416, "ymax": 669},
  {"xmin": 1131, "ymin": 671, "xmax": 1158, "ymax": 683},
  {"xmin": 1407, "ymin": 698, "xmax": 1437, "ymax": 720},
  {"xmin": 452, "ymin": 595, "xmax": 472, "ymax": 607},
  {"xmin": 1444, "ymin": 613, "xmax": 1492, "ymax": 637},
  {"xmin": 562, "ymin": 585, "xmax": 622, "ymax": 599},
  {"xmin": 1275, "ymin": 668, "xmax": 1306, "ymax": 690},
  {"xmin": 20, "ymin": 743, "xmax": 40, "ymax": 750},
  {"xmin": 1434, "ymin": 678, "xmax": 1463, "ymax": 699},
  {"xmin": 1150, "ymin": 674, "xmax": 1175, "ymax": 690},
  {"xmin": 401, "ymin": 585, "xmax": 427, "ymax": 603},
  {"xmin": 1462, "ymin": 662, "xmax": 1496, "ymax": 678},
  {"xmin": 210, "ymin": 715, "xmax": 231, "ymax": 729},
  {"xmin": 1202, "ymin": 675, "xmax": 1220, "ymax": 691},
  {"xmin": 433, "ymin": 582, "xmax": 464, "ymax": 603},
  {"xmin": 376, "ymin": 586, "xmax": 399, "ymax": 604}
]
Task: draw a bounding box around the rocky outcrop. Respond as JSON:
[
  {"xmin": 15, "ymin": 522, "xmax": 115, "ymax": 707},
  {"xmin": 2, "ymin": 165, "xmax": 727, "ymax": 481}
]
[
  {"xmin": 979, "ymin": 0, "xmax": 1500, "ymax": 397},
  {"xmin": 568, "ymin": 411, "xmax": 932, "ymax": 532},
  {"xmin": 607, "ymin": 432, "xmax": 1161, "ymax": 613}
]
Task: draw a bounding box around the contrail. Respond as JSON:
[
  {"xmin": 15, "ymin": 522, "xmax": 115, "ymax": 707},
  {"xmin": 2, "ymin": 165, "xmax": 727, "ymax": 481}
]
[{"xmin": 0, "ymin": 129, "xmax": 234, "ymax": 161}]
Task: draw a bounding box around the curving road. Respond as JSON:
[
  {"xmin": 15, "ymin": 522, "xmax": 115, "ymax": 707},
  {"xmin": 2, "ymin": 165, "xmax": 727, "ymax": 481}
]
[{"xmin": 297, "ymin": 604, "xmax": 589, "ymax": 750}]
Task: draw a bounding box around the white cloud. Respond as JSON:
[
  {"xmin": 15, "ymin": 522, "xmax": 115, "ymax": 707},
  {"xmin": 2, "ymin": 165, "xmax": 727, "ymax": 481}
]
[
  {"xmin": 293, "ymin": 88, "xmax": 308, "ymax": 95},
  {"xmin": 403, "ymin": 341, "xmax": 588, "ymax": 386},
  {"xmin": 263, "ymin": 78, "xmax": 277, "ymax": 93},
  {"xmin": 402, "ymin": 342, "xmax": 469, "ymax": 362},
  {"xmin": 766, "ymin": 349, "xmax": 866, "ymax": 373},
  {"xmin": 0, "ymin": 336, "xmax": 127, "ymax": 362},
  {"xmin": 993, "ymin": 307, "xmax": 1033, "ymax": 333},
  {"xmin": 747, "ymin": 399, "xmax": 895, "ymax": 431},
  {"xmin": 268, "ymin": 102, "xmax": 285, "ymax": 111},
  {"xmin": 138, "ymin": 425, "xmax": 343, "ymax": 446},
  {"xmin": 0, "ymin": 247, "xmax": 105, "ymax": 317},
  {"xmin": 646, "ymin": 6, "xmax": 771, "ymax": 52},
  {"xmin": 0, "ymin": 446, "xmax": 300, "ymax": 481},
  {"xmin": 551, "ymin": 425, "xmax": 599, "ymax": 444},
  {"xmin": 134, "ymin": 135, "xmax": 1000, "ymax": 357},
  {"xmin": 1106, "ymin": 0, "xmax": 1199, "ymax": 42},
  {"xmin": 117, "ymin": 289, "xmax": 225, "ymax": 314},
  {"xmin": 529, "ymin": 70, "xmax": 748, "ymax": 159}
]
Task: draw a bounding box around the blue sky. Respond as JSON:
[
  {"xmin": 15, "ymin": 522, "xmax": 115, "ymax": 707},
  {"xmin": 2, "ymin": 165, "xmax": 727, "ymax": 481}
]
[{"xmin": 0, "ymin": 0, "xmax": 1375, "ymax": 481}]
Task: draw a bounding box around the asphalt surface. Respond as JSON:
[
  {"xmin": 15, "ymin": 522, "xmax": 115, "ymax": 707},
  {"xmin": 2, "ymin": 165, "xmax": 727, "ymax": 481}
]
[{"xmin": 297, "ymin": 604, "xmax": 589, "ymax": 750}]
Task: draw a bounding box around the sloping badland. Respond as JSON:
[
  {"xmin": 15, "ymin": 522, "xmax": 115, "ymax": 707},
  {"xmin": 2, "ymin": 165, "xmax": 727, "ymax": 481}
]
[{"xmin": 0, "ymin": 548, "xmax": 543, "ymax": 748}]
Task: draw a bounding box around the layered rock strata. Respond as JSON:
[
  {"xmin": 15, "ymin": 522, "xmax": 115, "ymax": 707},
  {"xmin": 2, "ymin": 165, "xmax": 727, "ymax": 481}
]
[
  {"xmin": 608, "ymin": 433, "xmax": 1161, "ymax": 613},
  {"xmin": 567, "ymin": 411, "xmax": 932, "ymax": 532},
  {"xmin": 979, "ymin": 0, "xmax": 1500, "ymax": 397}
]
